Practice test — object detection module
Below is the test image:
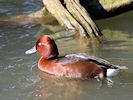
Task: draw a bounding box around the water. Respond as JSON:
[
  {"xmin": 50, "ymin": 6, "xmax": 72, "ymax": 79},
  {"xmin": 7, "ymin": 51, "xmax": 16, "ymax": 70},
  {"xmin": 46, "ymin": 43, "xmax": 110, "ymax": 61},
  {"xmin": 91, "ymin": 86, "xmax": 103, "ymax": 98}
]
[
  {"xmin": 0, "ymin": 0, "xmax": 133, "ymax": 100},
  {"xmin": 0, "ymin": 0, "xmax": 42, "ymax": 16}
]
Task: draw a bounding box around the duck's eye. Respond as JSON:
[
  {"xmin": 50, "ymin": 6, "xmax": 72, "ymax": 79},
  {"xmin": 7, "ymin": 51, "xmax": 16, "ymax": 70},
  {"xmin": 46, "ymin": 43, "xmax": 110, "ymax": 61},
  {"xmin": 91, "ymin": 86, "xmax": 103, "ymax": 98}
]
[
  {"xmin": 38, "ymin": 42, "xmax": 47, "ymax": 46},
  {"xmin": 38, "ymin": 42, "xmax": 42, "ymax": 46}
]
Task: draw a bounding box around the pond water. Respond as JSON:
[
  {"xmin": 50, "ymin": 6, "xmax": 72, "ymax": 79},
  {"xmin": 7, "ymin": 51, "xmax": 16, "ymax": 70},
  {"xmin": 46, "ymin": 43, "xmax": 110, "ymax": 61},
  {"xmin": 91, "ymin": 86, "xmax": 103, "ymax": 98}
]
[{"xmin": 0, "ymin": 0, "xmax": 133, "ymax": 100}]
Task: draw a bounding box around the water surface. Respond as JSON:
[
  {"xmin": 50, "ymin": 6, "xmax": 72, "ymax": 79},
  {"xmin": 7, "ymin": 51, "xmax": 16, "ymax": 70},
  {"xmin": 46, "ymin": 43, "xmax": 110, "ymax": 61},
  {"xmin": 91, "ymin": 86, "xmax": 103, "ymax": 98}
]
[{"xmin": 0, "ymin": 1, "xmax": 133, "ymax": 100}]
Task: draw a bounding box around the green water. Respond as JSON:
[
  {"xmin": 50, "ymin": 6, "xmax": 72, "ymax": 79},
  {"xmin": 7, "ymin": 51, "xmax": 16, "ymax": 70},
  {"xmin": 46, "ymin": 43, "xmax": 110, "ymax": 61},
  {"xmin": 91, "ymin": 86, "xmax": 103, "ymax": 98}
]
[{"xmin": 0, "ymin": 0, "xmax": 133, "ymax": 100}]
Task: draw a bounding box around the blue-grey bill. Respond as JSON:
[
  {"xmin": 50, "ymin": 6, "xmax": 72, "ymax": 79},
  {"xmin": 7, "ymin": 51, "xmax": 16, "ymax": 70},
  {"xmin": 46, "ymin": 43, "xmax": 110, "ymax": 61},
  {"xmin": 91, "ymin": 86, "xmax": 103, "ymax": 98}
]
[{"xmin": 25, "ymin": 46, "xmax": 37, "ymax": 54}]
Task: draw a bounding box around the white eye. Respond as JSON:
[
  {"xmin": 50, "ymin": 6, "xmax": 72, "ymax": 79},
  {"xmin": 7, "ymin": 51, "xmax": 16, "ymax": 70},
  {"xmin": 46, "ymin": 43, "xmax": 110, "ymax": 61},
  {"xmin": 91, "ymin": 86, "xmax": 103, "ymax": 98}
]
[
  {"xmin": 38, "ymin": 42, "xmax": 47, "ymax": 46},
  {"xmin": 38, "ymin": 43, "xmax": 42, "ymax": 46}
]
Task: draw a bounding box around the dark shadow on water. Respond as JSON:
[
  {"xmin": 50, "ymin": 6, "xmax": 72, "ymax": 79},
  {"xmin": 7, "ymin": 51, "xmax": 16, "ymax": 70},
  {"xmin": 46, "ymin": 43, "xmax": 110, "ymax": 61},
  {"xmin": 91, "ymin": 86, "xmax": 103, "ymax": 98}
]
[{"xmin": 79, "ymin": 0, "xmax": 133, "ymax": 19}]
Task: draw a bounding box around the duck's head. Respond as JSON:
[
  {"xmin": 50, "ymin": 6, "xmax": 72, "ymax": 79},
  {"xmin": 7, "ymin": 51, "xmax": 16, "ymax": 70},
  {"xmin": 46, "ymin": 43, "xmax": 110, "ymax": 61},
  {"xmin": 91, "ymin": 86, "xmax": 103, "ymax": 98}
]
[{"xmin": 25, "ymin": 35, "xmax": 59, "ymax": 59}]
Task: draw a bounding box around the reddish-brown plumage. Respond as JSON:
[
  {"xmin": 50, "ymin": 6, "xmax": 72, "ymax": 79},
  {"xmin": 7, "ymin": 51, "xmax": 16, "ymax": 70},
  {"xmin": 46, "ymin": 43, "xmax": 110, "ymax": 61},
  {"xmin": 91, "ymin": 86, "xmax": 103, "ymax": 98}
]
[
  {"xmin": 36, "ymin": 35, "xmax": 104, "ymax": 79},
  {"xmin": 38, "ymin": 57, "xmax": 103, "ymax": 78},
  {"xmin": 36, "ymin": 35, "xmax": 59, "ymax": 59}
]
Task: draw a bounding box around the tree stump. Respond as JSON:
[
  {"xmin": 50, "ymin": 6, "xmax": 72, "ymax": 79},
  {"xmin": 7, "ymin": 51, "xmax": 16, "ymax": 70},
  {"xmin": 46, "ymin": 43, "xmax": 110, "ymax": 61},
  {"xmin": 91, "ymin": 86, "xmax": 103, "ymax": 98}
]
[
  {"xmin": 41, "ymin": 0, "xmax": 133, "ymax": 38},
  {"xmin": 42, "ymin": 0, "xmax": 102, "ymax": 37}
]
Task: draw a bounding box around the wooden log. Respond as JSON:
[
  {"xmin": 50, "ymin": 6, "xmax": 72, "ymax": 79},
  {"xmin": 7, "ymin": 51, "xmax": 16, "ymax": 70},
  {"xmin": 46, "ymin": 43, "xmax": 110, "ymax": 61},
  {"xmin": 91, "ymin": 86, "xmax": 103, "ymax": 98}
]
[{"xmin": 42, "ymin": 0, "xmax": 102, "ymax": 37}]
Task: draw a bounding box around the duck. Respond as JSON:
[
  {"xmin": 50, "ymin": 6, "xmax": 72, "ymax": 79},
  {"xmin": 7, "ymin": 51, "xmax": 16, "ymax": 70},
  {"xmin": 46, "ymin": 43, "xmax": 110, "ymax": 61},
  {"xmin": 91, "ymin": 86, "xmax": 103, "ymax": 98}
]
[{"xmin": 25, "ymin": 35, "xmax": 127, "ymax": 80}]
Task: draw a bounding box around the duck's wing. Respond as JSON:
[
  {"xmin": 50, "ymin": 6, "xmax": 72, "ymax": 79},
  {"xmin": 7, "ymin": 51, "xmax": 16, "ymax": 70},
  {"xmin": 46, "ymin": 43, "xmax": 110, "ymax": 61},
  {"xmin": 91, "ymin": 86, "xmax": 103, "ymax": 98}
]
[
  {"xmin": 58, "ymin": 53, "xmax": 127, "ymax": 69},
  {"xmin": 56, "ymin": 54, "xmax": 85, "ymax": 65},
  {"xmin": 56, "ymin": 53, "xmax": 106, "ymax": 65}
]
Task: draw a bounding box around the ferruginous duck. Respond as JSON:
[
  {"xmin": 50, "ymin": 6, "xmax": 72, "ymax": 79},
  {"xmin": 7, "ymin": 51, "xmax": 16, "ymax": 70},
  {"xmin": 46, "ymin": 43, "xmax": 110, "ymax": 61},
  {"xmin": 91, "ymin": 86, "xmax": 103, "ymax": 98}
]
[{"xmin": 25, "ymin": 35, "xmax": 127, "ymax": 80}]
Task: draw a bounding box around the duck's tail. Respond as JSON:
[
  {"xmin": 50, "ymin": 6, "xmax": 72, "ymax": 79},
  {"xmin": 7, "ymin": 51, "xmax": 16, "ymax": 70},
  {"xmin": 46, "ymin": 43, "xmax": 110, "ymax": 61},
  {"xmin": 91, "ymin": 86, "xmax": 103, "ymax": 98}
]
[
  {"xmin": 106, "ymin": 65, "xmax": 128, "ymax": 77},
  {"xmin": 113, "ymin": 65, "xmax": 128, "ymax": 70}
]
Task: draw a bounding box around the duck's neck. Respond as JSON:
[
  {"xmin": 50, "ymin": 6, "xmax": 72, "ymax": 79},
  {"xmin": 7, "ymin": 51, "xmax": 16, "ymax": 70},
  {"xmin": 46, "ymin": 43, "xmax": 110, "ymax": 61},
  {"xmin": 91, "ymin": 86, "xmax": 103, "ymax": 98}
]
[{"xmin": 47, "ymin": 56, "xmax": 59, "ymax": 60}]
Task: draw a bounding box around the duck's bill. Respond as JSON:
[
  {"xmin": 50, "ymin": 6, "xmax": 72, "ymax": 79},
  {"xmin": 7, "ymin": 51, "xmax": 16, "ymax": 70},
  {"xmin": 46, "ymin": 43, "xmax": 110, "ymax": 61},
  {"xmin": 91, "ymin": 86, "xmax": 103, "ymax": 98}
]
[{"xmin": 25, "ymin": 46, "xmax": 37, "ymax": 54}]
